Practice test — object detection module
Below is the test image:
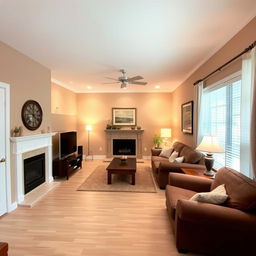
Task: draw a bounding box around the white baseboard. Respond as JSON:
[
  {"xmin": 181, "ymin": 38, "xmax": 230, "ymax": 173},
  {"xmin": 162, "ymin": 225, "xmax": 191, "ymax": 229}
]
[
  {"xmin": 8, "ymin": 202, "xmax": 17, "ymax": 212},
  {"xmin": 83, "ymin": 155, "xmax": 106, "ymax": 160}
]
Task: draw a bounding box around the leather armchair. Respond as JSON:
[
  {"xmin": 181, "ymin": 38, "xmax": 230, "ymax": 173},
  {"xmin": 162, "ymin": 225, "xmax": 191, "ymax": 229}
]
[{"xmin": 166, "ymin": 168, "xmax": 256, "ymax": 255}]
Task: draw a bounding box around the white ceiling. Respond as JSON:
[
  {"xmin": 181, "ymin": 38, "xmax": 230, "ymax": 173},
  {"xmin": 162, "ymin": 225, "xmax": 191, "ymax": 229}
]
[{"xmin": 0, "ymin": 0, "xmax": 255, "ymax": 93}]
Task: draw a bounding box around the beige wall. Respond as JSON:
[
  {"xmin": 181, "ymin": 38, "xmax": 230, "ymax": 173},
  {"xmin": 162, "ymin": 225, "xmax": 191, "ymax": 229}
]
[
  {"xmin": 0, "ymin": 41, "xmax": 51, "ymax": 135},
  {"xmin": 51, "ymin": 82, "xmax": 77, "ymax": 132},
  {"xmin": 77, "ymin": 93, "xmax": 172, "ymax": 156},
  {"xmin": 171, "ymin": 17, "xmax": 256, "ymax": 147},
  {"xmin": 0, "ymin": 41, "xmax": 51, "ymax": 203}
]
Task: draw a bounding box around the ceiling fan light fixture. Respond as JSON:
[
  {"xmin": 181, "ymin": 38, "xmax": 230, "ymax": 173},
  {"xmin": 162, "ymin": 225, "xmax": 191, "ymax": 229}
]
[
  {"xmin": 121, "ymin": 82, "xmax": 127, "ymax": 89},
  {"xmin": 155, "ymin": 85, "xmax": 160, "ymax": 89},
  {"xmin": 103, "ymin": 69, "xmax": 147, "ymax": 89}
]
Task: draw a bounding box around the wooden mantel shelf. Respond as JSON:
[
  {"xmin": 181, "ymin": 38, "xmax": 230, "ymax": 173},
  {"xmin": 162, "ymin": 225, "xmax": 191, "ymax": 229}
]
[{"xmin": 105, "ymin": 129, "xmax": 144, "ymax": 133}]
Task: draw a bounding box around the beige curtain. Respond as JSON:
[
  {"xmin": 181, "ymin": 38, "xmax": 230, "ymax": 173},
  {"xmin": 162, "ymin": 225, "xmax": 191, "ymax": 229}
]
[
  {"xmin": 249, "ymin": 48, "xmax": 256, "ymax": 179},
  {"xmin": 194, "ymin": 81, "xmax": 204, "ymax": 147}
]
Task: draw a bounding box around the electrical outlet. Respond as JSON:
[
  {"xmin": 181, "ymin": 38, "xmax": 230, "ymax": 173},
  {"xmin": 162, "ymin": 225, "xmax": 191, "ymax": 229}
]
[{"xmin": 99, "ymin": 146, "xmax": 103, "ymax": 151}]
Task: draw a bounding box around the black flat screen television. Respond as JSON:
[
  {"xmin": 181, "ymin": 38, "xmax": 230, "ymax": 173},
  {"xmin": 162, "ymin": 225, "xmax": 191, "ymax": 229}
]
[{"xmin": 59, "ymin": 131, "xmax": 77, "ymax": 159}]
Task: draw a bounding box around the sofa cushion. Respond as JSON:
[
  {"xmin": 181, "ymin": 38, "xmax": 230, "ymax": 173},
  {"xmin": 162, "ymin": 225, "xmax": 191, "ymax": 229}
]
[
  {"xmin": 159, "ymin": 147, "xmax": 173, "ymax": 158},
  {"xmin": 174, "ymin": 156, "xmax": 184, "ymax": 163},
  {"xmin": 165, "ymin": 185, "xmax": 196, "ymax": 220},
  {"xmin": 211, "ymin": 167, "xmax": 256, "ymax": 211},
  {"xmin": 180, "ymin": 146, "xmax": 202, "ymax": 164},
  {"xmin": 173, "ymin": 142, "xmax": 185, "ymax": 153},
  {"xmin": 151, "ymin": 156, "xmax": 167, "ymax": 162},
  {"xmin": 151, "ymin": 156, "xmax": 169, "ymax": 174},
  {"xmin": 190, "ymin": 184, "xmax": 228, "ymax": 205},
  {"xmin": 168, "ymin": 151, "xmax": 179, "ymax": 162}
]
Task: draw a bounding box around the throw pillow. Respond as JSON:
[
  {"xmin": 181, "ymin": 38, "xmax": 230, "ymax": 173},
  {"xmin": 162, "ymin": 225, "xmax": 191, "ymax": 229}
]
[
  {"xmin": 168, "ymin": 151, "xmax": 179, "ymax": 162},
  {"xmin": 174, "ymin": 156, "xmax": 184, "ymax": 163},
  {"xmin": 189, "ymin": 184, "xmax": 228, "ymax": 205},
  {"xmin": 159, "ymin": 147, "xmax": 173, "ymax": 158}
]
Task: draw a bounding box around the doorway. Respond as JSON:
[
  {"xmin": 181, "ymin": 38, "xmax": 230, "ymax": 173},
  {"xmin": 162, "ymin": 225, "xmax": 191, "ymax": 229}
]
[{"xmin": 0, "ymin": 82, "xmax": 11, "ymax": 216}]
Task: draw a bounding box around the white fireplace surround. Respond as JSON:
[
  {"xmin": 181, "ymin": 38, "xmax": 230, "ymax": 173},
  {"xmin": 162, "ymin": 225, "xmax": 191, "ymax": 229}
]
[{"xmin": 10, "ymin": 133, "xmax": 56, "ymax": 204}]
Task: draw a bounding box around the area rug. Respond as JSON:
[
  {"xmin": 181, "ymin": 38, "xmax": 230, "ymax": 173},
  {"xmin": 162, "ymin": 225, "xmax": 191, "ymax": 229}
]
[{"xmin": 77, "ymin": 165, "xmax": 157, "ymax": 193}]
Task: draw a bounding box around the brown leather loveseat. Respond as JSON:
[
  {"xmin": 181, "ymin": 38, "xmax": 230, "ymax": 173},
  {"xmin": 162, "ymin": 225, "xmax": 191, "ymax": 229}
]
[
  {"xmin": 151, "ymin": 142, "xmax": 205, "ymax": 189},
  {"xmin": 165, "ymin": 167, "xmax": 256, "ymax": 255}
]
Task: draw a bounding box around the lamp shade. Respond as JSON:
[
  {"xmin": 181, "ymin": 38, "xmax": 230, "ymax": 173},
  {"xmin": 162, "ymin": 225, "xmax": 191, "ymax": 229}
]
[
  {"xmin": 196, "ymin": 135, "xmax": 224, "ymax": 153},
  {"xmin": 85, "ymin": 125, "xmax": 93, "ymax": 131},
  {"xmin": 160, "ymin": 128, "xmax": 172, "ymax": 138}
]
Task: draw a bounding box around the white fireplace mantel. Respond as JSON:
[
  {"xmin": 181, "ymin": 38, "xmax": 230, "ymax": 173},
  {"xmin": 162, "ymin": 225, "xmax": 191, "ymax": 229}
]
[{"xmin": 10, "ymin": 132, "xmax": 56, "ymax": 204}]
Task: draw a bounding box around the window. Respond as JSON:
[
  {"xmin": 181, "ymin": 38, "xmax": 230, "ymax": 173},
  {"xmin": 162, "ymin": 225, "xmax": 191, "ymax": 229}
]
[{"xmin": 201, "ymin": 73, "xmax": 241, "ymax": 170}]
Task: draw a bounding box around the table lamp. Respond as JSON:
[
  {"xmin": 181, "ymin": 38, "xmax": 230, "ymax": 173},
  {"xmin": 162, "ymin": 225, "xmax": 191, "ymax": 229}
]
[
  {"xmin": 160, "ymin": 128, "xmax": 172, "ymax": 147},
  {"xmin": 196, "ymin": 135, "xmax": 224, "ymax": 176}
]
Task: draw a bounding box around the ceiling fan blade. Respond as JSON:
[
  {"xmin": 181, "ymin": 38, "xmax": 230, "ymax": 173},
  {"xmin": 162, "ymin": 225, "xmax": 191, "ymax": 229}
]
[
  {"xmin": 129, "ymin": 81, "xmax": 147, "ymax": 85},
  {"xmin": 104, "ymin": 77, "xmax": 119, "ymax": 81},
  {"xmin": 102, "ymin": 82, "xmax": 120, "ymax": 84},
  {"xmin": 127, "ymin": 75, "xmax": 143, "ymax": 81}
]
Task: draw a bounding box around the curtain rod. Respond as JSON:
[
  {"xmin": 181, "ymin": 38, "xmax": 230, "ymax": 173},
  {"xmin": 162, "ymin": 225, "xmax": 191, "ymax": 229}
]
[{"xmin": 194, "ymin": 41, "xmax": 256, "ymax": 86}]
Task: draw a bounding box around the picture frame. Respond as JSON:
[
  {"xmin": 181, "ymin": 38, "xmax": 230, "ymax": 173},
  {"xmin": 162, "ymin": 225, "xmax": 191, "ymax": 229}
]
[
  {"xmin": 112, "ymin": 108, "xmax": 137, "ymax": 126},
  {"xmin": 181, "ymin": 101, "xmax": 193, "ymax": 134}
]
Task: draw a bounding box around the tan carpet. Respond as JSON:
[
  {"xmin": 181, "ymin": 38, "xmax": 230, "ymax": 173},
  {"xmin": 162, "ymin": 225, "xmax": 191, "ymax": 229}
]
[{"xmin": 77, "ymin": 164, "xmax": 157, "ymax": 193}]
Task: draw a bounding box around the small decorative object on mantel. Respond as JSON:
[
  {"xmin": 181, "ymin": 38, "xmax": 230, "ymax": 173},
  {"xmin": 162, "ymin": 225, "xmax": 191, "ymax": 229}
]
[
  {"xmin": 137, "ymin": 126, "xmax": 141, "ymax": 130},
  {"xmin": 181, "ymin": 101, "xmax": 193, "ymax": 134},
  {"xmin": 153, "ymin": 134, "xmax": 163, "ymax": 149},
  {"xmin": 12, "ymin": 126, "xmax": 22, "ymax": 137},
  {"xmin": 21, "ymin": 100, "xmax": 43, "ymax": 131},
  {"xmin": 106, "ymin": 124, "xmax": 112, "ymax": 130}
]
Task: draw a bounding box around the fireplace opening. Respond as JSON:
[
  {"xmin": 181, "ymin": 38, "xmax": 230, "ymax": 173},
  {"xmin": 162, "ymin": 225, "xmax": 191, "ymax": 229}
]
[
  {"xmin": 113, "ymin": 139, "xmax": 136, "ymax": 155},
  {"xmin": 24, "ymin": 153, "xmax": 45, "ymax": 194}
]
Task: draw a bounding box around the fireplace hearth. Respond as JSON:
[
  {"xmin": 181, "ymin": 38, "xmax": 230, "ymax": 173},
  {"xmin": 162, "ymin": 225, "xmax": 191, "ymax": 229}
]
[{"xmin": 24, "ymin": 153, "xmax": 45, "ymax": 194}]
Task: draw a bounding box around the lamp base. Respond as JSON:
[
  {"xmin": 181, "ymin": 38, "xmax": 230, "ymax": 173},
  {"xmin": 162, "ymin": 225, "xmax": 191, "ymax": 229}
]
[
  {"xmin": 204, "ymin": 153, "xmax": 215, "ymax": 177},
  {"xmin": 204, "ymin": 169, "xmax": 215, "ymax": 176}
]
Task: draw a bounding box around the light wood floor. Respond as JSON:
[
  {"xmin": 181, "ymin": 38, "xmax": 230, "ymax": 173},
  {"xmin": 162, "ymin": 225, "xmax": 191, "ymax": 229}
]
[{"xmin": 0, "ymin": 160, "xmax": 200, "ymax": 256}]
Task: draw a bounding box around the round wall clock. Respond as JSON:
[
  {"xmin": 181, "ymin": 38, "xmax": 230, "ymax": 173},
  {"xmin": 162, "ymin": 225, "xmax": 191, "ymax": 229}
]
[{"xmin": 21, "ymin": 100, "xmax": 43, "ymax": 130}]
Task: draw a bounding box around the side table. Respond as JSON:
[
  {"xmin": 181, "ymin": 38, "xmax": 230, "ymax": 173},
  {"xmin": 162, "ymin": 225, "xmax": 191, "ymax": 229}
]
[{"xmin": 181, "ymin": 168, "xmax": 215, "ymax": 179}]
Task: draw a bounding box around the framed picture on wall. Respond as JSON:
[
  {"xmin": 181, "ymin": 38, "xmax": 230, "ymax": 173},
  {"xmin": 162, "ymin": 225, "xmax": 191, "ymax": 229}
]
[
  {"xmin": 112, "ymin": 108, "xmax": 137, "ymax": 126},
  {"xmin": 181, "ymin": 101, "xmax": 193, "ymax": 134}
]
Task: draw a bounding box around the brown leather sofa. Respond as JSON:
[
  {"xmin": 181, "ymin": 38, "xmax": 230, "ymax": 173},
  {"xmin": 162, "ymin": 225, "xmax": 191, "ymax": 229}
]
[
  {"xmin": 151, "ymin": 142, "xmax": 205, "ymax": 189},
  {"xmin": 0, "ymin": 242, "xmax": 8, "ymax": 256},
  {"xmin": 166, "ymin": 167, "xmax": 256, "ymax": 255}
]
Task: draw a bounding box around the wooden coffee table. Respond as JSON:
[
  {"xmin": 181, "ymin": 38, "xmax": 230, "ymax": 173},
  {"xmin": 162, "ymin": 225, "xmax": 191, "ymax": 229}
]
[
  {"xmin": 106, "ymin": 158, "xmax": 136, "ymax": 185},
  {"xmin": 181, "ymin": 168, "xmax": 215, "ymax": 179}
]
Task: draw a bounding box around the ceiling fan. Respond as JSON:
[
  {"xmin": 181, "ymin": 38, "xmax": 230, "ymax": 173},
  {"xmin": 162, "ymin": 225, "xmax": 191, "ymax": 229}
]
[{"xmin": 103, "ymin": 69, "xmax": 147, "ymax": 89}]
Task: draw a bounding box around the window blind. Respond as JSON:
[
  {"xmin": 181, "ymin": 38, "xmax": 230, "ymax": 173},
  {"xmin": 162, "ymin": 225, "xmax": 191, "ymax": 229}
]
[{"xmin": 201, "ymin": 74, "xmax": 241, "ymax": 170}]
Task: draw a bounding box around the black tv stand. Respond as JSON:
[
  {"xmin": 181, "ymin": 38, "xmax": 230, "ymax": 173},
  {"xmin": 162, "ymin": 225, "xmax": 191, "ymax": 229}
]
[{"xmin": 53, "ymin": 153, "xmax": 82, "ymax": 180}]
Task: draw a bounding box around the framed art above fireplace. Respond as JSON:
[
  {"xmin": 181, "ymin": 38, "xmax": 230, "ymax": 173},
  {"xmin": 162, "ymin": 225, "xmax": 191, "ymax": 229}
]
[{"xmin": 112, "ymin": 108, "xmax": 136, "ymax": 126}]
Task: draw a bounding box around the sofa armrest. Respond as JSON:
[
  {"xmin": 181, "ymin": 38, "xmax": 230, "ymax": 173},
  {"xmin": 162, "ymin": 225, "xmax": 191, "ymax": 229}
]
[
  {"xmin": 176, "ymin": 200, "xmax": 256, "ymax": 230},
  {"xmin": 159, "ymin": 161, "xmax": 205, "ymax": 173},
  {"xmin": 151, "ymin": 148, "xmax": 162, "ymax": 156},
  {"xmin": 168, "ymin": 173, "xmax": 212, "ymax": 192}
]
